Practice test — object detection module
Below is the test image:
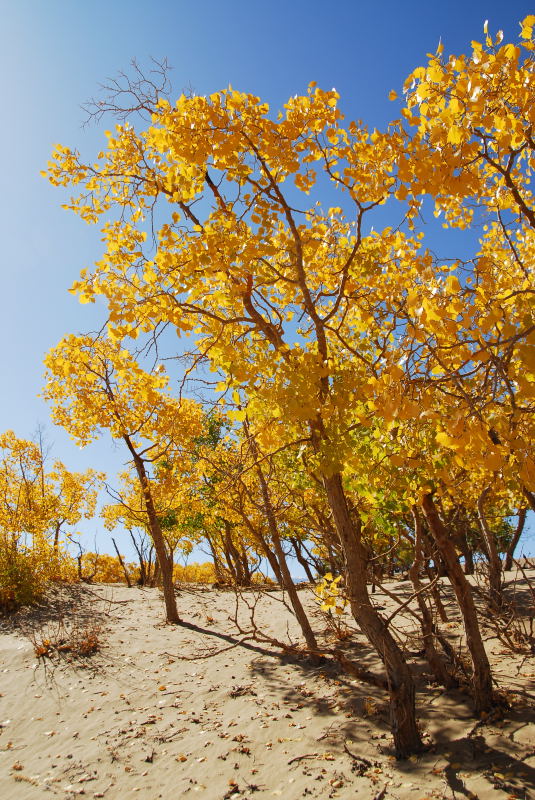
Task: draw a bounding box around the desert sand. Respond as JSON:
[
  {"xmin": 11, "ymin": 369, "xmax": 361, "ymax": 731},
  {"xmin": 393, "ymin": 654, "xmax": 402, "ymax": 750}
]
[{"xmin": 1, "ymin": 573, "xmax": 534, "ymax": 800}]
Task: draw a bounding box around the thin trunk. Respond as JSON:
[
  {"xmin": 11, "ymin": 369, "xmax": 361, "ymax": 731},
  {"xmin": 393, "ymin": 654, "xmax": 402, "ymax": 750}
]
[
  {"xmin": 523, "ymin": 487, "xmax": 535, "ymax": 512},
  {"xmin": 476, "ymin": 489, "xmax": 503, "ymax": 609},
  {"xmin": 410, "ymin": 509, "xmax": 457, "ymax": 689},
  {"xmin": 504, "ymin": 508, "xmax": 527, "ymax": 571},
  {"xmin": 222, "ymin": 541, "xmax": 238, "ymax": 583},
  {"xmin": 129, "ymin": 529, "xmax": 147, "ymax": 585},
  {"xmin": 421, "ymin": 531, "xmax": 449, "ymax": 622},
  {"xmin": 456, "ymin": 518, "xmax": 475, "ymax": 575},
  {"xmin": 239, "ymin": 545, "xmax": 252, "ymax": 583},
  {"xmin": 255, "ymin": 530, "xmax": 284, "ymax": 584},
  {"xmin": 236, "ymin": 507, "xmax": 283, "ymax": 583},
  {"xmin": 146, "ymin": 546, "xmax": 155, "ymax": 584},
  {"xmin": 253, "ymin": 458, "xmax": 318, "ymax": 651},
  {"xmin": 422, "ymin": 494, "xmax": 494, "ymax": 713},
  {"xmin": 326, "ymin": 543, "xmax": 340, "ymax": 576},
  {"xmin": 126, "ymin": 439, "xmax": 179, "ymax": 623},
  {"xmin": 311, "ymin": 504, "xmax": 343, "ymax": 575},
  {"xmin": 151, "ymin": 558, "xmax": 161, "ymax": 588},
  {"xmin": 290, "ymin": 537, "xmax": 316, "ymax": 583},
  {"xmin": 270, "ymin": 526, "xmax": 318, "ymax": 650},
  {"xmin": 300, "ymin": 538, "xmax": 327, "ymax": 577},
  {"xmin": 324, "ymin": 473, "xmax": 423, "ymax": 757},
  {"xmin": 370, "ymin": 561, "xmax": 383, "ymax": 594},
  {"xmin": 205, "ymin": 532, "xmax": 225, "ymax": 583},
  {"xmin": 462, "ymin": 542, "xmax": 475, "ymax": 575},
  {"xmin": 112, "ymin": 537, "xmax": 132, "ymax": 588},
  {"xmin": 224, "ymin": 520, "xmax": 248, "ymax": 585}
]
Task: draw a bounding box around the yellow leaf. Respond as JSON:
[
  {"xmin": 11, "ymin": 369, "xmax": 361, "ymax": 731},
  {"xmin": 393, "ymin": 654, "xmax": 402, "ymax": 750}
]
[
  {"xmin": 520, "ymin": 17, "xmax": 535, "ymax": 39},
  {"xmin": 447, "ymin": 126, "xmax": 463, "ymax": 145},
  {"xmin": 436, "ymin": 431, "xmax": 460, "ymax": 451},
  {"xmin": 422, "ymin": 298, "xmax": 442, "ymax": 323},
  {"xmin": 427, "ymin": 64, "xmax": 444, "ymax": 83},
  {"xmin": 445, "ymin": 274, "xmax": 461, "ymax": 293},
  {"xmin": 482, "ymin": 452, "xmax": 503, "ymax": 471},
  {"xmin": 503, "ymin": 43, "xmax": 519, "ymax": 59}
]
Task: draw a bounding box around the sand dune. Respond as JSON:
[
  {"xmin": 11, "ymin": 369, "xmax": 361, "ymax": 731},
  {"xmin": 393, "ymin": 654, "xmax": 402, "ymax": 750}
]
[{"xmin": 1, "ymin": 574, "xmax": 534, "ymax": 799}]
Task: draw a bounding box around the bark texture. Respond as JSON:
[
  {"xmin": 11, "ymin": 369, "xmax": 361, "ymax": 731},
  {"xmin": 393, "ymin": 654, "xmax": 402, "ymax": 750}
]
[
  {"xmin": 255, "ymin": 461, "xmax": 318, "ymax": 651},
  {"xmin": 324, "ymin": 473, "xmax": 424, "ymax": 757},
  {"xmin": 422, "ymin": 494, "xmax": 494, "ymax": 713},
  {"xmin": 128, "ymin": 441, "xmax": 180, "ymax": 623},
  {"xmin": 410, "ymin": 509, "xmax": 456, "ymax": 689}
]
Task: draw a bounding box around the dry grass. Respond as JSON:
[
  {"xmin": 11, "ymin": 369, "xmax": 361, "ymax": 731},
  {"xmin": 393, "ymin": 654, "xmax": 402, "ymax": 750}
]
[{"xmin": 28, "ymin": 615, "xmax": 102, "ymax": 658}]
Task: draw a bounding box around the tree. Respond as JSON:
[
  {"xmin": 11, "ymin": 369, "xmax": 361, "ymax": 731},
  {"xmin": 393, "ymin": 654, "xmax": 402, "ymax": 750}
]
[
  {"xmin": 43, "ymin": 335, "xmax": 202, "ymax": 622},
  {"xmin": 45, "ymin": 83, "xmax": 425, "ymax": 754},
  {"xmin": 0, "ymin": 430, "xmax": 100, "ymax": 607},
  {"xmin": 44, "ymin": 18, "xmax": 535, "ymax": 755}
]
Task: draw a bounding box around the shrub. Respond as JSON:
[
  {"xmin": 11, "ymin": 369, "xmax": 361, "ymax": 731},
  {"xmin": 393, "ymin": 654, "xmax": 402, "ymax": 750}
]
[{"xmin": 0, "ymin": 536, "xmax": 75, "ymax": 612}]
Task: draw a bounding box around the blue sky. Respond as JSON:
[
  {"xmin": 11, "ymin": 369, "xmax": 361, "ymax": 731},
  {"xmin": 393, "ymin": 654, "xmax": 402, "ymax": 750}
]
[{"xmin": 1, "ymin": 0, "xmax": 533, "ymax": 564}]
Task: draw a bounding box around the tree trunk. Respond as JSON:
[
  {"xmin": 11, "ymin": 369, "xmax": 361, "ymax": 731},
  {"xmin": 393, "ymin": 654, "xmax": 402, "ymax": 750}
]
[
  {"xmin": 129, "ymin": 529, "xmax": 145, "ymax": 585},
  {"xmin": 410, "ymin": 509, "xmax": 457, "ymax": 689},
  {"xmin": 300, "ymin": 538, "xmax": 328, "ymax": 578},
  {"xmin": 324, "ymin": 473, "xmax": 423, "ymax": 757},
  {"xmin": 151, "ymin": 558, "xmax": 161, "ymax": 588},
  {"xmin": 290, "ymin": 537, "xmax": 316, "ymax": 583},
  {"xmin": 112, "ymin": 537, "xmax": 132, "ymax": 587},
  {"xmin": 311, "ymin": 505, "xmax": 343, "ymax": 575},
  {"xmin": 127, "ymin": 441, "xmax": 180, "ymax": 623},
  {"xmin": 421, "ymin": 531, "xmax": 449, "ymax": 621},
  {"xmin": 462, "ymin": 543, "xmax": 475, "ymax": 575},
  {"xmin": 504, "ymin": 507, "xmax": 527, "ymax": 571},
  {"xmin": 256, "ymin": 530, "xmax": 284, "ymax": 584},
  {"xmin": 239, "ymin": 543, "xmax": 252, "ymax": 584},
  {"xmin": 205, "ymin": 532, "xmax": 226, "ymax": 583},
  {"xmin": 523, "ymin": 487, "xmax": 535, "ymax": 512},
  {"xmin": 455, "ymin": 518, "xmax": 475, "ymax": 575},
  {"xmin": 422, "ymin": 494, "xmax": 494, "ymax": 713},
  {"xmin": 224, "ymin": 521, "xmax": 249, "ymax": 585},
  {"xmin": 476, "ymin": 489, "xmax": 503, "ymax": 610},
  {"xmin": 253, "ymin": 457, "xmax": 318, "ymax": 651}
]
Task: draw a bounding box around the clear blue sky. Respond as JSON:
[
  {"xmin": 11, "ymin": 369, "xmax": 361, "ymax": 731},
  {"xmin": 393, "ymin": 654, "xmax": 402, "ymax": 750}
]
[{"xmin": 1, "ymin": 0, "xmax": 533, "ymax": 564}]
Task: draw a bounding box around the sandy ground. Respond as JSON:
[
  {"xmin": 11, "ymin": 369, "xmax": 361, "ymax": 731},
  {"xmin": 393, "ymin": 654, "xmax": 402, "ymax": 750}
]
[{"xmin": 0, "ymin": 573, "xmax": 534, "ymax": 800}]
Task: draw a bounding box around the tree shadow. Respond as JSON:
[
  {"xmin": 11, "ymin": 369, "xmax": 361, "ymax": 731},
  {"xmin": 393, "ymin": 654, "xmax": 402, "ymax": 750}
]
[
  {"xmin": 172, "ymin": 617, "xmax": 393, "ymax": 748},
  {"xmin": 439, "ymin": 729, "xmax": 535, "ymax": 799}
]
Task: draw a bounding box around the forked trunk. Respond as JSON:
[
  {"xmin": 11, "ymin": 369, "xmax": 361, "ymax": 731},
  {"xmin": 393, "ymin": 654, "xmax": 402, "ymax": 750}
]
[
  {"xmin": 205, "ymin": 533, "xmax": 226, "ymax": 583},
  {"xmin": 255, "ymin": 463, "xmax": 318, "ymax": 651},
  {"xmin": 462, "ymin": 544, "xmax": 475, "ymax": 576},
  {"xmin": 504, "ymin": 508, "xmax": 527, "ymax": 572},
  {"xmin": 224, "ymin": 521, "xmax": 249, "ymax": 585},
  {"xmin": 422, "ymin": 494, "xmax": 494, "ymax": 712},
  {"xmin": 237, "ymin": 510, "xmax": 284, "ymax": 583},
  {"xmin": 324, "ymin": 473, "xmax": 423, "ymax": 758},
  {"xmin": 112, "ymin": 537, "xmax": 132, "ymax": 588},
  {"xmin": 410, "ymin": 509, "xmax": 456, "ymax": 689},
  {"xmin": 257, "ymin": 531, "xmax": 284, "ymax": 584},
  {"xmin": 290, "ymin": 537, "xmax": 316, "ymax": 583},
  {"xmin": 477, "ymin": 489, "xmax": 503, "ymax": 610}
]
